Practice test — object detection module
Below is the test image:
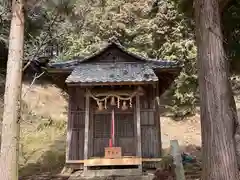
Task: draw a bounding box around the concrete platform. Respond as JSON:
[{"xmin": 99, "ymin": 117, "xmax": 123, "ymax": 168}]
[
  {"xmin": 68, "ymin": 170, "xmax": 155, "ymax": 180},
  {"xmin": 83, "ymin": 169, "xmax": 142, "ymax": 177}
]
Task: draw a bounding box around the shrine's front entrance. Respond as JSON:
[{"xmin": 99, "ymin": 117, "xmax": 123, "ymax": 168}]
[{"xmin": 87, "ymin": 86, "xmax": 142, "ymax": 159}]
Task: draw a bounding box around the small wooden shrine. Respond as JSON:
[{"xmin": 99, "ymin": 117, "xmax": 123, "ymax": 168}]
[{"xmin": 46, "ymin": 37, "xmax": 181, "ymax": 173}]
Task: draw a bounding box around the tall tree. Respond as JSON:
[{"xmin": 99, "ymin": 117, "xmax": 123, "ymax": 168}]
[
  {"xmin": 194, "ymin": 0, "xmax": 240, "ymax": 179},
  {"xmin": 0, "ymin": 0, "xmax": 25, "ymax": 180}
]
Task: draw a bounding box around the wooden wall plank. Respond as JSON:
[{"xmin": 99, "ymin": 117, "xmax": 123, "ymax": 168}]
[
  {"xmin": 140, "ymin": 85, "xmax": 162, "ymax": 158},
  {"xmin": 71, "ymin": 130, "xmax": 79, "ymax": 160},
  {"xmin": 93, "ymin": 138, "xmax": 110, "ymax": 157},
  {"xmin": 78, "ymin": 129, "xmax": 85, "ymax": 160},
  {"xmin": 68, "ymin": 86, "xmax": 86, "ymax": 161},
  {"xmin": 141, "ymin": 126, "xmax": 160, "ymax": 158},
  {"xmin": 117, "ymin": 137, "xmax": 135, "ymax": 156},
  {"xmin": 90, "ymin": 48, "xmax": 145, "ymax": 63},
  {"xmin": 67, "ymin": 87, "xmax": 77, "ymax": 161}
]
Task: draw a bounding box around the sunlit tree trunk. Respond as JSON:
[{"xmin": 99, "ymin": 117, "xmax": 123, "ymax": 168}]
[
  {"xmin": 194, "ymin": 0, "xmax": 239, "ymax": 179},
  {"xmin": 0, "ymin": 0, "xmax": 24, "ymax": 180}
]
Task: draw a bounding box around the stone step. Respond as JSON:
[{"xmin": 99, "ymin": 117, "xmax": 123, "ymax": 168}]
[{"xmin": 68, "ymin": 171, "xmax": 155, "ymax": 180}]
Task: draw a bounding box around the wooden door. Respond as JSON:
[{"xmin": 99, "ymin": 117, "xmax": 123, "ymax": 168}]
[
  {"xmin": 93, "ymin": 113, "xmax": 111, "ymax": 157},
  {"xmin": 92, "ymin": 110, "xmax": 136, "ymax": 157},
  {"xmin": 115, "ymin": 112, "xmax": 136, "ymax": 156}
]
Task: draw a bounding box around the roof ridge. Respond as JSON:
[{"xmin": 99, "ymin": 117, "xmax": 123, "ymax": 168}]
[{"xmin": 108, "ymin": 36, "xmax": 120, "ymax": 44}]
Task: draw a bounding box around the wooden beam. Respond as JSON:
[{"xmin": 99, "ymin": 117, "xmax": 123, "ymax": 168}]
[
  {"xmin": 84, "ymin": 158, "xmax": 142, "ymax": 167},
  {"xmin": 66, "ymin": 158, "xmax": 162, "ymax": 164},
  {"xmin": 67, "ymin": 81, "xmax": 156, "ymax": 87},
  {"xmin": 136, "ymin": 93, "xmax": 142, "ymax": 170},
  {"xmin": 83, "ymin": 92, "xmax": 90, "ymax": 171},
  {"xmin": 142, "ymin": 158, "xmax": 162, "ymax": 162},
  {"xmin": 88, "ymin": 89, "xmax": 145, "ymax": 97},
  {"xmin": 66, "ymin": 160, "xmax": 85, "ymax": 164}
]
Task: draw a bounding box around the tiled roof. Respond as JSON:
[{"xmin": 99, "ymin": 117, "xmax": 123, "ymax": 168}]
[
  {"xmin": 48, "ymin": 58, "xmax": 180, "ymax": 70},
  {"xmin": 47, "ymin": 38, "xmax": 181, "ymax": 70},
  {"xmin": 65, "ymin": 63, "xmax": 158, "ymax": 84}
]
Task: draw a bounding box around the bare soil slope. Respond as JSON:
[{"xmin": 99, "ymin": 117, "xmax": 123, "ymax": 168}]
[{"xmin": 161, "ymin": 115, "xmax": 201, "ymax": 150}]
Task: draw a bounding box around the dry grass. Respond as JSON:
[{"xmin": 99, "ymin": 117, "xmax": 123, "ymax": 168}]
[{"xmin": 19, "ymin": 84, "xmax": 68, "ymax": 177}]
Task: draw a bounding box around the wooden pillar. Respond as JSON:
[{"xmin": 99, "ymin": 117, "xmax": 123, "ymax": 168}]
[
  {"xmin": 66, "ymin": 87, "xmax": 72, "ymax": 162},
  {"xmin": 136, "ymin": 93, "xmax": 142, "ymax": 170},
  {"xmin": 156, "ymin": 96, "xmax": 162, "ymax": 156},
  {"xmin": 65, "ymin": 128, "xmax": 72, "ymax": 162},
  {"xmin": 84, "ymin": 92, "xmax": 90, "ymax": 171},
  {"xmin": 156, "ymin": 82, "xmax": 162, "ymax": 156}
]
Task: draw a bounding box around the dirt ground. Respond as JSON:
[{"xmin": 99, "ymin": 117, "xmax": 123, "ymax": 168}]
[{"xmin": 161, "ymin": 115, "xmax": 201, "ymax": 151}]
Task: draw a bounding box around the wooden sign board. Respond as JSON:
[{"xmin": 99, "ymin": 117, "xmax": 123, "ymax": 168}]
[{"xmin": 104, "ymin": 147, "xmax": 122, "ymax": 159}]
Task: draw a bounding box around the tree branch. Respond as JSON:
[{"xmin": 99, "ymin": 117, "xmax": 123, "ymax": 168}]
[
  {"xmin": 22, "ymin": 72, "xmax": 44, "ymax": 97},
  {"xmin": 22, "ymin": 9, "xmax": 58, "ymax": 71}
]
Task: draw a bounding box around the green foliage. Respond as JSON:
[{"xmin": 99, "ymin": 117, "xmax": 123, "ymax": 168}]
[
  {"xmin": 0, "ymin": 0, "xmax": 77, "ymax": 61},
  {"xmin": 223, "ymin": 0, "xmax": 240, "ymax": 73},
  {"xmin": 0, "ymin": 1, "xmax": 11, "ymax": 44},
  {"xmin": 0, "ymin": 1, "xmax": 238, "ymax": 118},
  {"xmin": 54, "ymin": 0, "xmax": 198, "ymax": 116},
  {"xmin": 2, "ymin": 0, "xmax": 200, "ymax": 116}
]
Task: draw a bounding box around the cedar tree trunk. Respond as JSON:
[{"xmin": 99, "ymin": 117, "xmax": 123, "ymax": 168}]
[
  {"xmin": 0, "ymin": 0, "xmax": 24, "ymax": 180},
  {"xmin": 194, "ymin": 0, "xmax": 240, "ymax": 180}
]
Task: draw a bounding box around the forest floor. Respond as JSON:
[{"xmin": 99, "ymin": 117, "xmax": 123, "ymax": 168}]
[{"xmin": 8, "ymin": 83, "xmax": 202, "ymax": 180}]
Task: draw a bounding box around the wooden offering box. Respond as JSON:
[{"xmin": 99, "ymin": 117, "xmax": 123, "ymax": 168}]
[{"xmin": 104, "ymin": 147, "xmax": 122, "ymax": 159}]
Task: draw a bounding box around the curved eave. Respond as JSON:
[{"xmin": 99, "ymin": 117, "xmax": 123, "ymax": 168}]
[
  {"xmin": 154, "ymin": 65, "xmax": 182, "ymax": 95},
  {"xmin": 46, "ymin": 65, "xmax": 182, "ymax": 75},
  {"xmin": 46, "ymin": 67, "xmax": 72, "ymax": 73},
  {"xmin": 44, "ymin": 65, "xmax": 181, "ymax": 94},
  {"xmin": 47, "ymin": 59, "xmax": 84, "ymax": 70},
  {"xmin": 47, "ymin": 60, "xmax": 182, "ymax": 72},
  {"xmin": 42, "ymin": 67, "xmax": 71, "ymax": 91}
]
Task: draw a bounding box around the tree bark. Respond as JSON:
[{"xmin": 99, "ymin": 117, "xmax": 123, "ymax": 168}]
[
  {"xmin": 194, "ymin": 0, "xmax": 239, "ymax": 180},
  {"xmin": 0, "ymin": 1, "xmax": 24, "ymax": 180}
]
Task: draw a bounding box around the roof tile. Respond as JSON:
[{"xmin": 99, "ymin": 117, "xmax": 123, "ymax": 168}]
[{"xmin": 65, "ymin": 63, "xmax": 158, "ymax": 84}]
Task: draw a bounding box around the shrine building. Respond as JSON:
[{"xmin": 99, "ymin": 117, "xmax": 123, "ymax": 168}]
[{"xmin": 45, "ymin": 37, "xmax": 181, "ymax": 175}]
